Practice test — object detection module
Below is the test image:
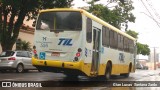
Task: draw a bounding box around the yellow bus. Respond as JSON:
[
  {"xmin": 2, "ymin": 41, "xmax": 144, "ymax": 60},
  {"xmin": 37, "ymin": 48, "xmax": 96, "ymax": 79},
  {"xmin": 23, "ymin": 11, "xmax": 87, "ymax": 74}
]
[{"xmin": 32, "ymin": 8, "xmax": 137, "ymax": 80}]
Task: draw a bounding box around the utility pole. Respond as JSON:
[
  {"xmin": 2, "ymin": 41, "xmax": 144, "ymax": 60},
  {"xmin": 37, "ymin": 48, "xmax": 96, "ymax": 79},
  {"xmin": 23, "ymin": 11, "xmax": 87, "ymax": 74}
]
[
  {"xmin": 150, "ymin": 47, "xmax": 158, "ymax": 70},
  {"xmin": 153, "ymin": 47, "xmax": 158, "ymax": 70}
]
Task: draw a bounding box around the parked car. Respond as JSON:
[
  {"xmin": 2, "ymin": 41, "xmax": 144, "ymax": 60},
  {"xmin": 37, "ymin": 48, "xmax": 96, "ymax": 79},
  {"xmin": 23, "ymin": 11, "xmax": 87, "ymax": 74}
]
[
  {"xmin": 0, "ymin": 50, "xmax": 37, "ymax": 73},
  {"xmin": 136, "ymin": 63, "xmax": 148, "ymax": 70}
]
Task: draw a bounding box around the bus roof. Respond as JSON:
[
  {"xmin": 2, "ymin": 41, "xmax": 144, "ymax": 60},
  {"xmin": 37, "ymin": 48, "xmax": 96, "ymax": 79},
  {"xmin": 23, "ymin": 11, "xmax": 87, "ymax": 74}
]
[{"xmin": 39, "ymin": 8, "xmax": 136, "ymax": 41}]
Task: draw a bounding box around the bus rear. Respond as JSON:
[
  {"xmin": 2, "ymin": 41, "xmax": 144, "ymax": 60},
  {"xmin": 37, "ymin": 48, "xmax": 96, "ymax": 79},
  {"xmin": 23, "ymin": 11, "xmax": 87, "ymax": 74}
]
[{"xmin": 32, "ymin": 9, "xmax": 85, "ymax": 75}]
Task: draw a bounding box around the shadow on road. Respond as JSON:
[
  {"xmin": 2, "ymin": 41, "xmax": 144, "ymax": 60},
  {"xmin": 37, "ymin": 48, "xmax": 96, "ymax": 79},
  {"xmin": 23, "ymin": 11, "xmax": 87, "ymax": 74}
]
[{"xmin": 0, "ymin": 70, "xmax": 40, "ymax": 73}]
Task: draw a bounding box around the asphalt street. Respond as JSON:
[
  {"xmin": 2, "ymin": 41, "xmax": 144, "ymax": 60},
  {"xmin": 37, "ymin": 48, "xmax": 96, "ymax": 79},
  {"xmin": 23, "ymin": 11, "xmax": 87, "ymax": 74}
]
[{"xmin": 0, "ymin": 69, "xmax": 159, "ymax": 90}]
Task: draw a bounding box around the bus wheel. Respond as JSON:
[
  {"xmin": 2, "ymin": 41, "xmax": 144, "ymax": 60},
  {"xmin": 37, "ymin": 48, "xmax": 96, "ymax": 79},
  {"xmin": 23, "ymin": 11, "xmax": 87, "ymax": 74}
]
[{"xmin": 105, "ymin": 64, "xmax": 111, "ymax": 80}]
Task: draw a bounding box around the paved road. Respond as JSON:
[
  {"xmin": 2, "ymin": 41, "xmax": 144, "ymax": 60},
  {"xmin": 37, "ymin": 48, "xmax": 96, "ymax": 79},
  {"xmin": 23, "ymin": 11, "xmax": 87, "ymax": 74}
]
[{"xmin": 0, "ymin": 69, "xmax": 160, "ymax": 90}]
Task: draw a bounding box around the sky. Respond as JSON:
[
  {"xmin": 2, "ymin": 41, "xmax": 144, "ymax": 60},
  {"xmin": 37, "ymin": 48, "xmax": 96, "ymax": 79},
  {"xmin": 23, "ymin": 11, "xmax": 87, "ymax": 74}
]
[
  {"xmin": 128, "ymin": 0, "xmax": 160, "ymax": 58},
  {"xmin": 128, "ymin": 0, "xmax": 160, "ymax": 48},
  {"xmin": 72, "ymin": 0, "xmax": 160, "ymax": 52}
]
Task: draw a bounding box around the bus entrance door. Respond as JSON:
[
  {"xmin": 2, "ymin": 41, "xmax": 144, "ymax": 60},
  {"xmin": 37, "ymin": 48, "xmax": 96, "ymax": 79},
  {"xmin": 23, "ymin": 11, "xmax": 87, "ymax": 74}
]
[{"xmin": 91, "ymin": 28, "xmax": 101, "ymax": 76}]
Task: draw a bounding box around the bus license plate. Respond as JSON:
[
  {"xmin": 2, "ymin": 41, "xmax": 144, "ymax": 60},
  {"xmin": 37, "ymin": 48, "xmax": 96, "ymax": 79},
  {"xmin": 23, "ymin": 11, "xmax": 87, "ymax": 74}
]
[{"xmin": 51, "ymin": 52, "xmax": 60, "ymax": 57}]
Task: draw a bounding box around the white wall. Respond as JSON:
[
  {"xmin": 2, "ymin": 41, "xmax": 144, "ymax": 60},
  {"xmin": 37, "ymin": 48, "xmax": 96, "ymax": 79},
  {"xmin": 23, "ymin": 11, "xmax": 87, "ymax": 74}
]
[{"xmin": 0, "ymin": 31, "xmax": 34, "ymax": 52}]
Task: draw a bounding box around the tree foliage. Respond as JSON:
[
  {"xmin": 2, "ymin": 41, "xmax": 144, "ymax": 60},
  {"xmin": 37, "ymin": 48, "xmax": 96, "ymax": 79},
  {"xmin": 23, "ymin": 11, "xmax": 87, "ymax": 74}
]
[
  {"xmin": 88, "ymin": 0, "xmax": 135, "ymax": 30},
  {"xmin": 125, "ymin": 30, "xmax": 138, "ymax": 39},
  {"xmin": 16, "ymin": 38, "xmax": 31, "ymax": 51},
  {"xmin": 126, "ymin": 30, "xmax": 150, "ymax": 55},
  {"xmin": 88, "ymin": 1, "xmax": 150, "ymax": 55},
  {"xmin": 136, "ymin": 42, "xmax": 150, "ymax": 55},
  {"xmin": 0, "ymin": 0, "xmax": 73, "ymax": 51}
]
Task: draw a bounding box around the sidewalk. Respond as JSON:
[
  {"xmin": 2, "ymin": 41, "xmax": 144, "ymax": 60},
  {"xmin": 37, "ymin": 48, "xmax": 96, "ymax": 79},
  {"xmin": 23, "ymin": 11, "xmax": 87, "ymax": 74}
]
[
  {"xmin": 130, "ymin": 68, "xmax": 160, "ymax": 81},
  {"xmin": 134, "ymin": 68, "xmax": 160, "ymax": 76}
]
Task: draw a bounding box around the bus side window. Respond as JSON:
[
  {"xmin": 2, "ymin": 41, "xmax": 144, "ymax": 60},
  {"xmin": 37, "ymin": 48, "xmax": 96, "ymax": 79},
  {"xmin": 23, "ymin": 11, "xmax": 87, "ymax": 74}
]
[
  {"xmin": 102, "ymin": 26, "xmax": 107, "ymax": 47},
  {"xmin": 114, "ymin": 32, "xmax": 118, "ymax": 49},
  {"xmin": 124, "ymin": 37, "xmax": 129, "ymax": 52},
  {"xmin": 102, "ymin": 26, "xmax": 110, "ymax": 47},
  {"xmin": 129, "ymin": 40, "xmax": 134, "ymax": 53},
  {"xmin": 86, "ymin": 18, "xmax": 92, "ymax": 43},
  {"xmin": 121, "ymin": 35, "xmax": 124, "ymax": 50},
  {"xmin": 118, "ymin": 34, "xmax": 124, "ymax": 50},
  {"xmin": 124, "ymin": 37, "xmax": 127, "ymax": 52},
  {"xmin": 106, "ymin": 27, "xmax": 110, "ymax": 47},
  {"xmin": 109, "ymin": 30, "xmax": 114, "ymax": 48},
  {"xmin": 118, "ymin": 34, "xmax": 121, "ymax": 50}
]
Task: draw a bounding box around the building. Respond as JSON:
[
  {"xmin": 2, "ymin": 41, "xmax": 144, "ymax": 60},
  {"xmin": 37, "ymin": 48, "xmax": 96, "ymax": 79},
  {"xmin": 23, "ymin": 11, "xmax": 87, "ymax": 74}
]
[{"xmin": 0, "ymin": 18, "xmax": 34, "ymax": 52}]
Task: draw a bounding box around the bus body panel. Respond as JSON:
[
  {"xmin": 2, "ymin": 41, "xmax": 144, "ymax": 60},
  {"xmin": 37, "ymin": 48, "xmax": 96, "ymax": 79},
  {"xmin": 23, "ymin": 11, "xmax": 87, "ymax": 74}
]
[
  {"xmin": 32, "ymin": 8, "xmax": 136, "ymax": 77},
  {"xmin": 34, "ymin": 31, "xmax": 83, "ymax": 61}
]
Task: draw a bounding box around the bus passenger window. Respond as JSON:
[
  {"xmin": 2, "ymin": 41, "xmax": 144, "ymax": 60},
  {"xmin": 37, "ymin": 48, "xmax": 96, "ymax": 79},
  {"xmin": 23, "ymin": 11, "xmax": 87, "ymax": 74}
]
[
  {"xmin": 114, "ymin": 32, "xmax": 118, "ymax": 49},
  {"xmin": 106, "ymin": 27, "xmax": 110, "ymax": 47},
  {"xmin": 102, "ymin": 26, "xmax": 110, "ymax": 47},
  {"xmin": 118, "ymin": 34, "xmax": 124, "ymax": 51},
  {"xmin": 118, "ymin": 34, "xmax": 121, "ymax": 50},
  {"xmin": 109, "ymin": 30, "xmax": 114, "ymax": 48},
  {"xmin": 86, "ymin": 18, "xmax": 92, "ymax": 43},
  {"xmin": 102, "ymin": 26, "xmax": 107, "ymax": 47}
]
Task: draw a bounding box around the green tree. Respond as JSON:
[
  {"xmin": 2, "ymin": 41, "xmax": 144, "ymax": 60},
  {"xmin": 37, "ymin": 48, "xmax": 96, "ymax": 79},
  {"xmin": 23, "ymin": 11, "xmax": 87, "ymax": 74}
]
[
  {"xmin": 88, "ymin": 0, "xmax": 135, "ymax": 30},
  {"xmin": 22, "ymin": 41, "xmax": 31, "ymax": 51},
  {"xmin": 125, "ymin": 30, "xmax": 138, "ymax": 39},
  {"xmin": 136, "ymin": 42, "xmax": 150, "ymax": 55},
  {"xmin": 0, "ymin": 0, "xmax": 73, "ymax": 51},
  {"xmin": 126, "ymin": 30, "xmax": 150, "ymax": 55},
  {"xmin": 16, "ymin": 38, "xmax": 31, "ymax": 51}
]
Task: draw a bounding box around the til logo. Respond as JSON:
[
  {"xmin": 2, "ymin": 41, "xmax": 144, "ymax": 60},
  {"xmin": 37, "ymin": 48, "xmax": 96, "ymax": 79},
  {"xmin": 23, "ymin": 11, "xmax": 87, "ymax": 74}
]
[{"xmin": 58, "ymin": 38, "xmax": 73, "ymax": 46}]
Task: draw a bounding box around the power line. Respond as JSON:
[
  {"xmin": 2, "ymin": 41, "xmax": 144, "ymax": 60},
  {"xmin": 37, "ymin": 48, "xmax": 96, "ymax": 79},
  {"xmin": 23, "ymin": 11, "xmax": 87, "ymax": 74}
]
[
  {"xmin": 140, "ymin": 12, "xmax": 160, "ymax": 24},
  {"xmin": 145, "ymin": 0, "xmax": 160, "ymax": 23},
  {"xmin": 139, "ymin": 0, "xmax": 160, "ymax": 28}
]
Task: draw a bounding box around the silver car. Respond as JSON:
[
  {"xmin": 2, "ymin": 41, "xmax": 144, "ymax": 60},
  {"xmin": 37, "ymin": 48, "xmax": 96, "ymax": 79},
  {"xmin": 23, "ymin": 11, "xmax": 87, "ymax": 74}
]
[{"xmin": 0, "ymin": 50, "xmax": 37, "ymax": 73}]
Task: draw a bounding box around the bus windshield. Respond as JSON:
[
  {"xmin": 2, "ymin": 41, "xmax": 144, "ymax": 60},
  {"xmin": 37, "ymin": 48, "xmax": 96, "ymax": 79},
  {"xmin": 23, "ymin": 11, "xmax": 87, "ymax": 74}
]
[{"xmin": 36, "ymin": 11, "xmax": 82, "ymax": 31}]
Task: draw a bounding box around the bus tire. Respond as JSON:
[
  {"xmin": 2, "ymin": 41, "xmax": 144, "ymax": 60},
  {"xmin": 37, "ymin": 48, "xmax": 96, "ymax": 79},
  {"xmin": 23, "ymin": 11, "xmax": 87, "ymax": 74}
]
[{"xmin": 105, "ymin": 63, "xmax": 112, "ymax": 80}]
